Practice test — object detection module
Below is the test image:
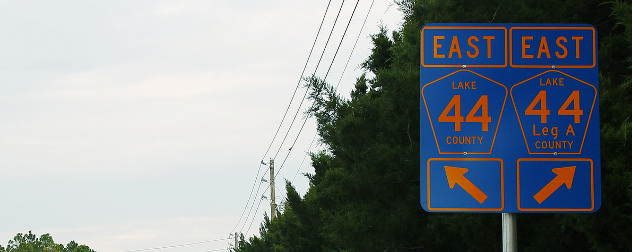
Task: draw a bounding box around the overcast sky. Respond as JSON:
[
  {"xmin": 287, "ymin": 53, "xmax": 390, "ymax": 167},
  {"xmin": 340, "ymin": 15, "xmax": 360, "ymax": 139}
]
[{"xmin": 0, "ymin": 1, "xmax": 401, "ymax": 251}]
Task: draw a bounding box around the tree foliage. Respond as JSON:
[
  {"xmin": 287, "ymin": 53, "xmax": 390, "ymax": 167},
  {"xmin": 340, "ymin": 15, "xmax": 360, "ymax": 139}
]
[
  {"xmin": 238, "ymin": 0, "xmax": 632, "ymax": 251},
  {"xmin": 0, "ymin": 231, "xmax": 95, "ymax": 252}
]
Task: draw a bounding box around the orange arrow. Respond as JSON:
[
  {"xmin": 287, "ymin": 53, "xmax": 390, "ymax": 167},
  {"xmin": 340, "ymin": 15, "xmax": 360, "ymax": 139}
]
[
  {"xmin": 534, "ymin": 166, "xmax": 576, "ymax": 204},
  {"xmin": 444, "ymin": 166, "xmax": 488, "ymax": 204}
]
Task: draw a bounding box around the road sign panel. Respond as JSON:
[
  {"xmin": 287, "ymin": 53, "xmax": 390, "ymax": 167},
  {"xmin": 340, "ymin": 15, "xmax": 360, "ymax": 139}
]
[
  {"xmin": 517, "ymin": 158, "xmax": 594, "ymax": 211},
  {"xmin": 420, "ymin": 23, "xmax": 600, "ymax": 213},
  {"xmin": 422, "ymin": 70, "xmax": 507, "ymax": 154},
  {"xmin": 426, "ymin": 158, "xmax": 504, "ymax": 211},
  {"xmin": 421, "ymin": 26, "xmax": 507, "ymax": 67},
  {"xmin": 511, "ymin": 70, "xmax": 597, "ymax": 154},
  {"xmin": 509, "ymin": 27, "xmax": 596, "ymax": 68}
]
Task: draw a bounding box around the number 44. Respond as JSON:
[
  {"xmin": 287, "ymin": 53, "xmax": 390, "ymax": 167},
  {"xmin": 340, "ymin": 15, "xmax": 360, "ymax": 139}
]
[
  {"xmin": 525, "ymin": 90, "xmax": 583, "ymax": 124},
  {"xmin": 438, "ymin": 95, "xmax": 491, "ymax": 132}
]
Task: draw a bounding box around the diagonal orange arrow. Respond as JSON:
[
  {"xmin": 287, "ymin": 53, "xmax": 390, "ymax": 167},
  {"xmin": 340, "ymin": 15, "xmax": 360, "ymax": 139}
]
[
  {"xmin": 444, "ymin": 166, "xmax": 488, "ymax": 204},
  {"xmin": 534, "ymin": 166, "xmax": 576, "ymax": 204}
]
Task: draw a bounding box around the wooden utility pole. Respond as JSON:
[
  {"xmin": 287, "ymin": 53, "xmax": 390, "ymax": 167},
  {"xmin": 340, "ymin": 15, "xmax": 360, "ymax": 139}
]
[
  {"xmin": 234, "ymin": 232, "xmax": 238, "ymax": 251},
  {"xmin": 270, "ymin": 159, "xmax": 276, "ymax": 220}
]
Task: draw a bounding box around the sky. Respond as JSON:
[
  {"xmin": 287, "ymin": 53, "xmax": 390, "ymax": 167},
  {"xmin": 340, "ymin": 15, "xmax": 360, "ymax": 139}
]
[{"xmin": 0, "ymin": 1, "xmax": 402, "ymax": 251}]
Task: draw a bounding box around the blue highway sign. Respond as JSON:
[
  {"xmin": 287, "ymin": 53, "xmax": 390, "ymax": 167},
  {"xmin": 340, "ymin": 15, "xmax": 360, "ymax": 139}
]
[{"xmin": 420, "ymin": 24, "xmax": 601, "ymax": 213}]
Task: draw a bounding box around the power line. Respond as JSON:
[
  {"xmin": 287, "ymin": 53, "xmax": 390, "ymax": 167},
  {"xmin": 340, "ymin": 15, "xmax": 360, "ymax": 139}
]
[
  {"xmin": 276, "ymin": 0, "xmax": 362, "ymax": 177},
  {"xmin": 270, "ymin": 0, "xmax": 334, "ymax": 152},
  {"xmin": 245, "ymin": 188, "xmax": 268, "ymax": 235},
  {"xmin": 289, "ymin": 0, "xmax": 376, "ymax": 186},
  {"xmin": 290, "ymin": 133, "xmax": 318, "ymax": 184},
  {"xmin": 333, "ymin": 0, "xmax": 375, "ymax": 90},
  {"xmin": 288, "ymin": 0, "xmax": 375, "ymax": 187},
  {"xmin": 230, "ymin": 0, "xmax": 334, "ymax": 236},
  {"xmin": 203, "ymin": 248, "xmax": 229, "ymax": 252},
  {"xmin": 323, "ymin": 0, "xmax": 361, "ymax": 81},
  {"xmin": 242, "ymin": 0, "xmax": 368, "ymax": 234},
  {"xmin": 238, "ymin": 176, "xmax": 266, "ymax": 233},
  {"xmin": 238, "ymin": 0, "xmax": 380, "ymax": 239},
  {"xmin": 124, "ymin": 237, "xmax": 229, "ymax": 252},
  {"xmin": 236, "ymin": 0, "xmax": 349, "ymax": 236},
  {"xmin": 271, "ymin": 0, "xmax": 348, "ymax": 162}
]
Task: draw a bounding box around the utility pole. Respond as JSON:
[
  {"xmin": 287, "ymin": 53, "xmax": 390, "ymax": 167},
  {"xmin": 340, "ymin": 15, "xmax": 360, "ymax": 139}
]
[
  {"xmin": 234, "ymin": 232, "xmax": 238, "ymax": 251},
  {"xmin": 270, "ymin": 159, "xmax": 276, "ymax": 220}
]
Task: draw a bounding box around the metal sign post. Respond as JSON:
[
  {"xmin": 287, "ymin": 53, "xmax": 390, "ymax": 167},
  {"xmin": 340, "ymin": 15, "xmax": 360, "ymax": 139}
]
[{"xmin": 502, "ymin": 213, "xmax": 517, "ymax": 252}]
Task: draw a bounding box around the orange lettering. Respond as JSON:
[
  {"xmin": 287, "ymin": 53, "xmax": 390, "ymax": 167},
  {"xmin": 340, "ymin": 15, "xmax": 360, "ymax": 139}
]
[
  {"xmin": 466, "ymin": 95, "xmax": 491, "ymax": 131},
  {"xmin": 449, "ymin": 36, "xmax": 462, "ymax": 58},
  {"xmin": 522, "ymin": 36, "xmax": 533, "ymax": 59},
  {"xmin": 537, "ymin": 36, "xmax": 551, "ymax": 59},
  {"xmin": 483, "ymin": 36, "xmax": 495, "ymax": 58},
  {"xmin": 572, "ymin": 36, "xmax": 583, "ymax": 59},
  {"xmin": 525, "ymin": 90, "xmax": 550, "ymax": 123},
  {"xmin": 555, "ymin": 36, "xmax": 568, "ymax": 58},
  {"xmin": 566, "ymin": 124, "xmax": 576, "ymax": 136},
  {"xmin": 433, "ymin": 36, "xmax": 445, "ymax": 58},
  {"xmin": 558, "ymin": 90, "xmax": 583, "ymax": 123},
  {"xmin": 467, "ymin": 36, "xmax": 479, "ymax": 58},
  {"xmin": 439, "ymin": 95, "xmax": 464, "ymax": 131}
]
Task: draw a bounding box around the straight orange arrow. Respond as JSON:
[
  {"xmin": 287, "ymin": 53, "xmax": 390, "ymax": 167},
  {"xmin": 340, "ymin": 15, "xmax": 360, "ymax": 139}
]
[
  {"xmin": 534, "ymin": 166, "xmax": 576, "ymax": 204},
  {"xmin": 444, "ymin": 166, "xmax": 488, "ymax": 204}
]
